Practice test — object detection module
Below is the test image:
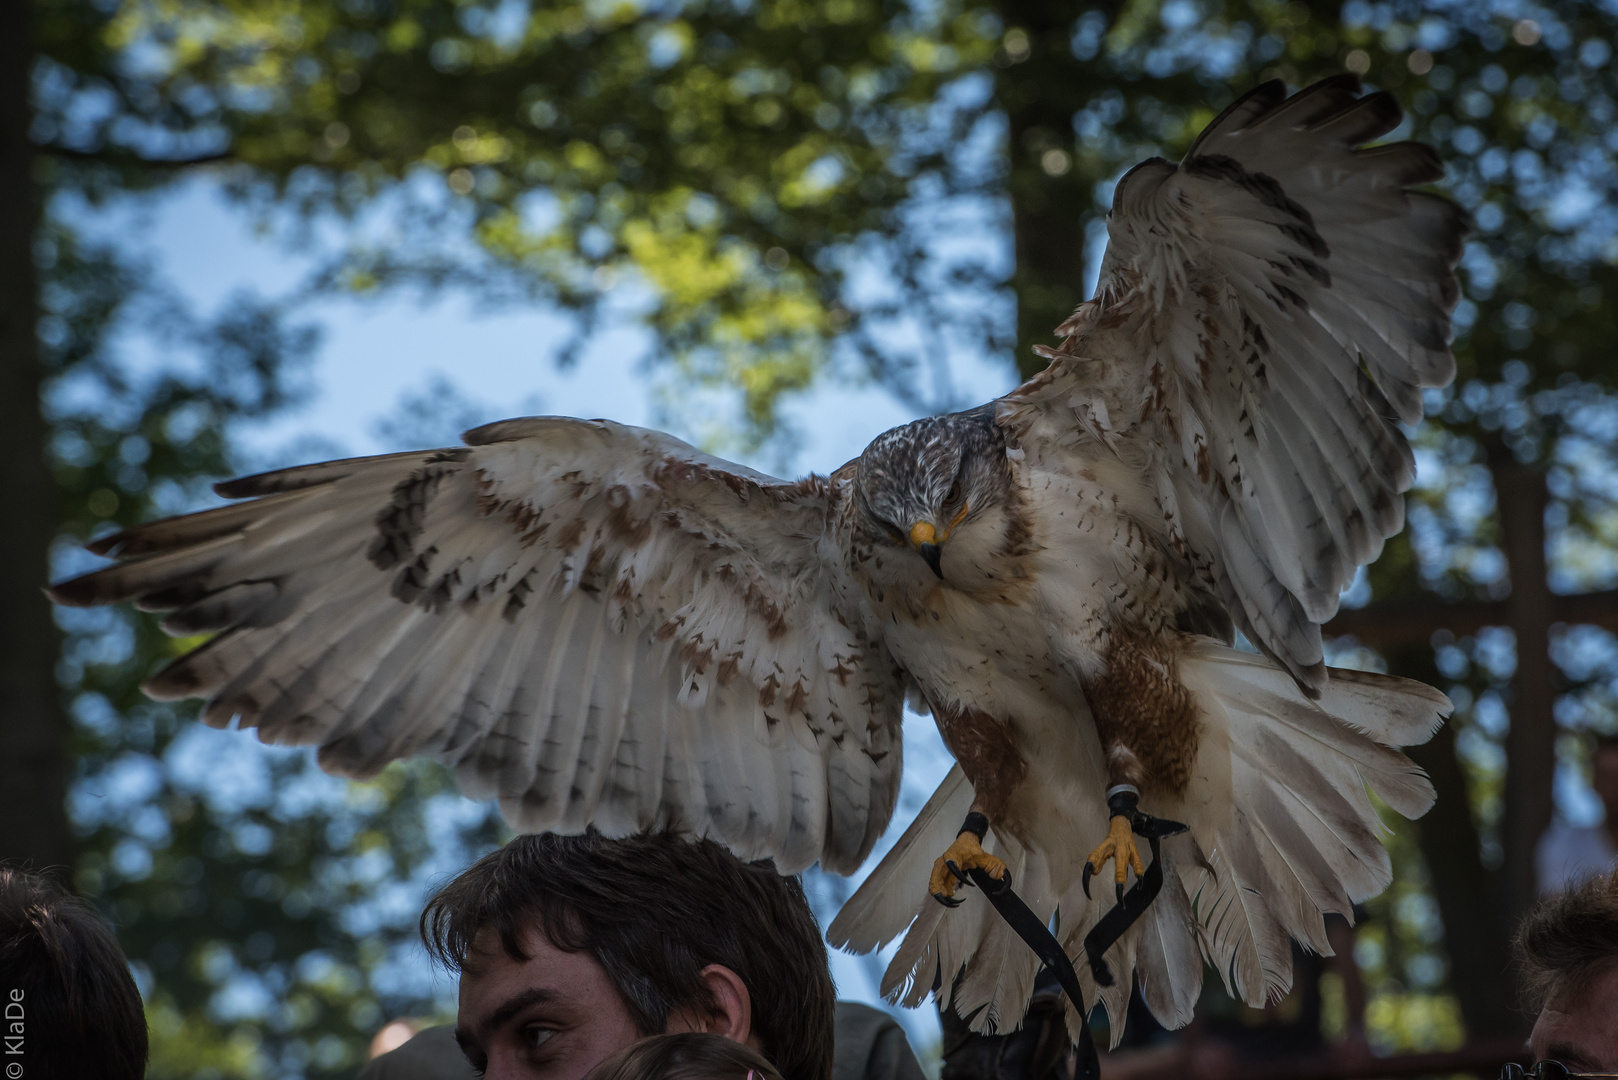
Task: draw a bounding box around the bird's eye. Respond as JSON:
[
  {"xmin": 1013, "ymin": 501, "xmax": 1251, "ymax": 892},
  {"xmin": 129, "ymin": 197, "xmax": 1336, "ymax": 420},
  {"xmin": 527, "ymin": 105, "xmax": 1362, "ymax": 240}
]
[
  {"xmin": 944, "ymin": 478, "xmax": 963, "ymax": 508},
  {"xmin": 883, "ymin": 522, "xmax": 907, "ymax": 545}
]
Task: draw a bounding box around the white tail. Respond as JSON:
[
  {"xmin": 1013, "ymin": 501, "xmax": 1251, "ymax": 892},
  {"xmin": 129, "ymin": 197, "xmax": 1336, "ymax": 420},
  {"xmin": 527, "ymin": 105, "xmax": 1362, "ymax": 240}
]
[{"xmin": 828, "ymin": 639, "xmax": 1448, "ymax": 1045}]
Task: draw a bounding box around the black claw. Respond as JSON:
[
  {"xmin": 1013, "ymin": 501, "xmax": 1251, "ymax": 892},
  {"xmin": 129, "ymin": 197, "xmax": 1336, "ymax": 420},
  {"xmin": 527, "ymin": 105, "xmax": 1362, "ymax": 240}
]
[
  {"xmin": 932, "ymin": 890, "xmax": 964, "ymax": 908},
  {"xmin": 946, "ymin": 859, "xmax": 973, "ymax": 887},
  {"xmin": 1115, "ymin": 881, "xmax": 1125, "ymax": 904},
  {"xmin": 1081, "ymin": 862, "xmax": 1094, "ymax": 899}
]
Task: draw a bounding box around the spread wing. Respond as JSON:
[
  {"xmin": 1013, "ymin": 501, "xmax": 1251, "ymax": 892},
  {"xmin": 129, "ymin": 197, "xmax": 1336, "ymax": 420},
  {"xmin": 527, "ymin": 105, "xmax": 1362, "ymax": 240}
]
[
  {"xmin": 1000, "ymin": 76, "xmax": 1466, "ymax": 689},
  {"xmin": 51, "ymin": 417, "xmax": 904, "ymax": 873}
]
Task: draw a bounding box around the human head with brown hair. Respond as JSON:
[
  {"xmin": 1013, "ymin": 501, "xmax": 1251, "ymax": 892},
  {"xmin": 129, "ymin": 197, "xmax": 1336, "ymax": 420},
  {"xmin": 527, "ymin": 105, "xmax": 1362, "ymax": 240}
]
[
  {"xmin": 585, "ymin": 1033, "xmax": 786, "ymax": 1080},
  {"xmin": 0, "ymin": 866, "xmax": 148, "ymax": 1080},
  {"xmin": 1516, "ymin": 865, "xmax": 1618, "ymax": 1069},
  {"xmin": 421, "ymin": 831, "xmax": 836, "ymax": 1080}
]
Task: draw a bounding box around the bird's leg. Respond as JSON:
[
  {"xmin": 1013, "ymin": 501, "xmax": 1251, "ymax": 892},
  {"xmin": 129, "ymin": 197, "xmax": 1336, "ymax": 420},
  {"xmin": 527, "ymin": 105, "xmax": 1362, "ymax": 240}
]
[
  {"xmin": 929, "ymin": 809, "xmax": 1010, "ymax": 907},
  {"xmin": 1083, "ymin": 785, "xmax": 1147, "ymax": 904}
]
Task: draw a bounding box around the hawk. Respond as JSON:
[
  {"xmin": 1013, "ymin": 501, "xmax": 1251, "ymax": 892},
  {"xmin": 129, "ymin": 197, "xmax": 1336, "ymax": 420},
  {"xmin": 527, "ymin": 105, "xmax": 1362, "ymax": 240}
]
[{"xmin": 52, "ymin": 77, "xmax": 1463, "ymax": 1037}]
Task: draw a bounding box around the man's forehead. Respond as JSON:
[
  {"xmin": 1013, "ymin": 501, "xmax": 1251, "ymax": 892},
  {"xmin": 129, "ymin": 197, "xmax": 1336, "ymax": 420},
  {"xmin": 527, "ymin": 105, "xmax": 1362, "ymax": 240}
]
[
  {"xmin": 462, "ymin": 920, "xmax": 551, "ymax": 979},
  {"xmin": 458, "ymin": 917, "xmax": 633, "ymax": 1041}
]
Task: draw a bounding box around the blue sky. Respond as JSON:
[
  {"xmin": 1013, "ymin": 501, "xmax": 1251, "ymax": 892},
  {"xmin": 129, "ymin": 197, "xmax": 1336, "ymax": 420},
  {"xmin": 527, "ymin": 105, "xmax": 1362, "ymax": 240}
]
[{"xmin": 76, "ymin": 174, "xmax": 1009, "ymax": 480}]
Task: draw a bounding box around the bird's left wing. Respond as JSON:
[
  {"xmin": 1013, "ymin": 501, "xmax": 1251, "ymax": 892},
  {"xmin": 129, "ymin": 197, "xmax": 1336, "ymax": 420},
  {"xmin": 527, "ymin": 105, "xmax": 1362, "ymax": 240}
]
[
  {"xmin": 1000, "ymin": 76, "xmax": 1466, "ymax": 690},
  {"xmin": 51, "ymin": 417, "xmax": 904, "ymax": 873}
]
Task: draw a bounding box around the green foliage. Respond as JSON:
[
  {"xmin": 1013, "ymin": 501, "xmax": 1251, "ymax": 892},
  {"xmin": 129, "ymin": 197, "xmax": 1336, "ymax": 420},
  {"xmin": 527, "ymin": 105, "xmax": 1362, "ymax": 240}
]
[
  {"xmin": 37, "ymin": 0, "xmax": 1007, "ymax": 443},
  {"xmin": 1353, "ymin": 815, "xmax": 1465, "ymax": 1052},
  {"xmin": 39, "ymin": 0, "xmax": 1618, "ymax": 444}
]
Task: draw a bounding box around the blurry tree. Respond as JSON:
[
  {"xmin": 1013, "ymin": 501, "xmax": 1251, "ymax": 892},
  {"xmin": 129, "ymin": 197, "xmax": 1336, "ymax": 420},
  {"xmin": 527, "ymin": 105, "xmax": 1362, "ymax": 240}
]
[
  {"xmin": 38, "ymin": 221, "xmax": 509, "ymax": 1076},
  {"xmin": 11, "ymin": 0, "xmax": 1618, "ymax": 1068}
]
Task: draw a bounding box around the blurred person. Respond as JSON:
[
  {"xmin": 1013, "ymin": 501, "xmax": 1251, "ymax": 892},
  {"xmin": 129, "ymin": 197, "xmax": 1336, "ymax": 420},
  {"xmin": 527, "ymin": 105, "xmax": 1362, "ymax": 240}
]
[
  {"xmin": 1536, "ymin": 734, "xmax": 1618, "ymax": 894},
  {"xmin": 584, "ymin": 1033, "xmax": 784, "ymax": 1080},
  {"xmin": 360, "ymin": 1021, "xmax": 478, "ymax": 1079},
  {"xmin": 1512, "ymin": 865, "xmax": 1618, "ymax": 1071},
  {"xmin": 367, "ymin": 830, "xmax": 921, "ymax": 1080},
  {"xmin": 829, "ymin": 1003, "xmax": 923, "ymax": 1080},
  {"xmin": 0, "ymin": 866, "xmax": 148, "ymax": 1080}
]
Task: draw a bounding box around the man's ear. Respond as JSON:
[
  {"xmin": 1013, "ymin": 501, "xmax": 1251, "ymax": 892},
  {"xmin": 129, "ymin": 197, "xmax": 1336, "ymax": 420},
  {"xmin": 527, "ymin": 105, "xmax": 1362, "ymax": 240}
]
[{"xmin": 691, "ymin": 964, "xmax": 754, "ymax": 1044}]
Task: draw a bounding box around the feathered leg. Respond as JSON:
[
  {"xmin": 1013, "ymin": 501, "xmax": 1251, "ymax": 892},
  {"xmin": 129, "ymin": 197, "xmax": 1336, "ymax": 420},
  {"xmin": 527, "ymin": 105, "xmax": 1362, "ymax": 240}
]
[
  {"xmin": 927, "ymin": 703, "xmax": 1026, "ymax": 905},
  {"xmin": 1079, "ymin": 637, "xmax": 1199, "ymax": 895}
]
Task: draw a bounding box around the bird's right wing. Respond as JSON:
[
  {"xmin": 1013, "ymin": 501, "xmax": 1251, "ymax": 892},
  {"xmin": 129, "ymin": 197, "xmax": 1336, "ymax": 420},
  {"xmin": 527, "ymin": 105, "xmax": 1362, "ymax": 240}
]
[
  {"xmin": 51, "ymin": 417, "xmax": 906, "ymax": 873},
  {"xmin": 1000, "ymin": 77, "xmax": 1466, "ymax": 690}
]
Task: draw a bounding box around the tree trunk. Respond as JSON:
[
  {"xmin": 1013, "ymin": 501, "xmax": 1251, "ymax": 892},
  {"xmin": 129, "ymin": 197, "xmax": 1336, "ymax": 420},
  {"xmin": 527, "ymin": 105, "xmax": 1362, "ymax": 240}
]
[
  {"xmin": 0, "ymin": 0, "xmax": 71, "ymax": 877},
  {"xmin": 1386, "ymin": 643, "xmax": 1525, "ymax": 1038},
  {"xmin": 1491, "ymin": 451, "xmax": 1555, "ymax": 932},
  {"xmin": 996, "ymin": 0, "xmax": 1103, "ymax": 380}
]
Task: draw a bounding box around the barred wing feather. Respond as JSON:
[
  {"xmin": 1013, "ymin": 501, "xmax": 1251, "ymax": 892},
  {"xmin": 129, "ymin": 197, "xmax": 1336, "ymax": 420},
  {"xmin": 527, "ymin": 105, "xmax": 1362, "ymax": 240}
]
[
  {"xmin": 1001, "ymin": 76, "xmax": 1467, "ymax": 691},
  {"xmin": 50, "ymin": 417, "xmax": 906, "ymax": 874}
]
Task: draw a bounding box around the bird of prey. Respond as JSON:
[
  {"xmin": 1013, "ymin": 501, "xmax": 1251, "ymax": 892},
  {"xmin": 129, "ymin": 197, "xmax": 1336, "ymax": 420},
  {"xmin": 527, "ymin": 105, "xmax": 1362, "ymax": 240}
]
[{"xmin": 52, "ymin": 76, "xmax": 1463, "ymax": 1038}]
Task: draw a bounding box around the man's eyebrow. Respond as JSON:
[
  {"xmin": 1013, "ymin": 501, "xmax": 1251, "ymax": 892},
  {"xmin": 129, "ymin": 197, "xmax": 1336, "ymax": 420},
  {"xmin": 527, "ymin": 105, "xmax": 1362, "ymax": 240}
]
[
  {"xmin": 477, "ymin": 986, "xmax": 562, "ymax": 1035},
  {"xmin": 1542, "ymin": 1042, "xmax": 1597, "ymax": 1070}
]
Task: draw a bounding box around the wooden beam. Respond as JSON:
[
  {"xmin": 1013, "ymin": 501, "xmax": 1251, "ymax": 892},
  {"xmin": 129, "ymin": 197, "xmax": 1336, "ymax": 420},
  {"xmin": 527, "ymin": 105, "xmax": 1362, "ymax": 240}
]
[
  {"xmin": 1495, "ymin": 460, "xmax": 1556, "ymax": 928},
  {"xmin": 1324, "ymin": 587, "xmax": 1618, "ymax": 647}
]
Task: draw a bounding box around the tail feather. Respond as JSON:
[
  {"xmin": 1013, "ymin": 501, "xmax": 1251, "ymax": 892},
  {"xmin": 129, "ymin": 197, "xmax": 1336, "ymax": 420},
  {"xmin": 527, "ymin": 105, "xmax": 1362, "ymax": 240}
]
[
  {"xmin": 1132, "ymin": 848, "xmax": 1201, "ymax": 1028},
  {"xmin": 829, "ymin": 639, "xmax": 1449, "ymax": 1034},
  {"xmin": 828, "ymin": 765, "xmax": 974, "ymax": 955},
  {"xmin": 1203, "ymin": 813, "xmax": 1298, "ymax": 1004}
]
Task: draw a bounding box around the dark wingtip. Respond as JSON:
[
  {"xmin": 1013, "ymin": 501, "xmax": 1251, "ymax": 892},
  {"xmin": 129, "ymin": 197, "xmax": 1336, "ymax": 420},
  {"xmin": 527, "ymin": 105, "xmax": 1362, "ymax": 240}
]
[
  {"xmin": 1310, "ymin": 71, "xmax": 1364, "ymax": 95},
  {"xmin": 213, "ymin": 474, "xmax": 271, "ymax": 499},
  {"xmin": 45, "ymin": 576, "xmax": 100, "ymax": 608},
  {"xmin": 84, "ymin": 530, "xmax": 132, "ymax": 558}
]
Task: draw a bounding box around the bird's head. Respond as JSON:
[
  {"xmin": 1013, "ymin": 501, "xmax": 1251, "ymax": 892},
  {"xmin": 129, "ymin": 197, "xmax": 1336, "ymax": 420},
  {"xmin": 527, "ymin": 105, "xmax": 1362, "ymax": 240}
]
[{"xmin": 853, "ymin": 407, "xmax": 1011, "ymax": 583}]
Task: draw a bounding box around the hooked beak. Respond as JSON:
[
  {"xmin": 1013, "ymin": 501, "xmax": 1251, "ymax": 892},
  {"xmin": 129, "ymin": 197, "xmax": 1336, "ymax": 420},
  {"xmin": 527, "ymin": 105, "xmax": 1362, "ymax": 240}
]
[
  {"xmin": 918, "ymin": 543, "xmax": 944, "ymax": 579},
  {"xmin": 909, "ymin": 522, "xmax": 946, "ymax": 580}
]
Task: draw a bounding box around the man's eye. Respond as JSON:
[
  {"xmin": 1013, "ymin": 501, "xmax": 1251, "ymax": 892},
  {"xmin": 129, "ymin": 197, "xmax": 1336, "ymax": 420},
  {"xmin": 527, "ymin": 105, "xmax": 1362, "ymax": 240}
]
[{"xmin": 523, "ymin": 1026, "xmax": 556, "ymax": 1051}]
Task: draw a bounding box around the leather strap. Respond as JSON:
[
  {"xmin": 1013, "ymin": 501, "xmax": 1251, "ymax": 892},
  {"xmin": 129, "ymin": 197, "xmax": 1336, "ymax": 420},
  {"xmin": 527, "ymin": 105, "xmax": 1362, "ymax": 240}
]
[
  {"xmin": 1078, "ymin": 794, "xmax": 1189, "ymax": 988},
  {"xmin": 962, "ymin": 866, "xmax": 1100, "ymax": 1080},
  {"xmin": 950, "ymin": 801, "xmax": 1185, "ymax": 1070},
  {"xmin": 1080, "ymin": 829, "xmax": 1166, "ymax": 987}
]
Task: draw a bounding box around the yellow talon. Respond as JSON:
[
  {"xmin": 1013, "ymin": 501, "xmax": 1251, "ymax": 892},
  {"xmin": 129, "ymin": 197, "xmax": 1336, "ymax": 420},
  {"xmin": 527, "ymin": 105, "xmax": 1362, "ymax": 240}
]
[
  {"xmin": 1087, "ymin": 814, "xmax": 1146, "ymax": 886},
  {"xmin": 928, "ymin": 831, "xmax": 1007, "ymax": 902}
]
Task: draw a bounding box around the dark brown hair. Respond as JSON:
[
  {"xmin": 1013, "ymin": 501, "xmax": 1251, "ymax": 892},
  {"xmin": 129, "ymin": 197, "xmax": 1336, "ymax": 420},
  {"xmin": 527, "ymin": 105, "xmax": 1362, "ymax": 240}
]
[
  {"xmin": 586, "ymin": 1033, "xmax": 787, "ymax": 1080},
  {"xmin": 421, "ymin": 832, "xmax": 835, "ymax": 1080},
  {"xmin": 1515, "ymin": 865, "xmax": 1618, "ymax": 1012},
  {"xmin": 0, "ymin": 867, "xmax": 148, "ymax": 1080}
]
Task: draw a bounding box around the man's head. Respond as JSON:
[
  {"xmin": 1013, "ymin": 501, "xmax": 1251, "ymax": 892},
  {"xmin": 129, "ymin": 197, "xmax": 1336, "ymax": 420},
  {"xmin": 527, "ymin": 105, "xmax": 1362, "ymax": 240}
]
[
  {"xmin": 422, "ymin": 832, "xmax": 835, "ymax": 1080},
  {"xmin": 0, "ymin": 866, "xmax": 148, "ymax": 1080},
  {"xmin": 1516, "ymin": 866, "xmax": 1618, "ymax": 1069}
]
